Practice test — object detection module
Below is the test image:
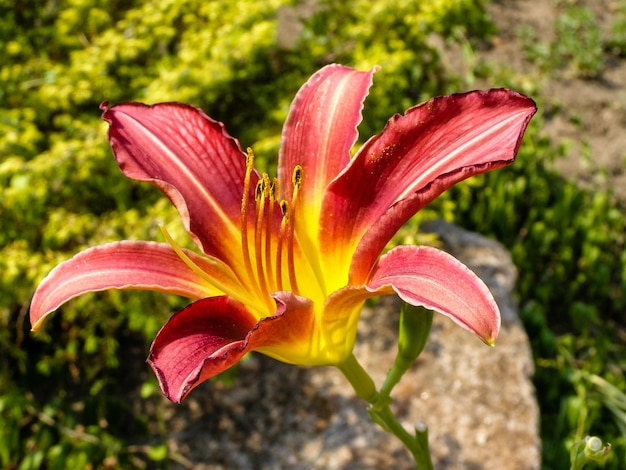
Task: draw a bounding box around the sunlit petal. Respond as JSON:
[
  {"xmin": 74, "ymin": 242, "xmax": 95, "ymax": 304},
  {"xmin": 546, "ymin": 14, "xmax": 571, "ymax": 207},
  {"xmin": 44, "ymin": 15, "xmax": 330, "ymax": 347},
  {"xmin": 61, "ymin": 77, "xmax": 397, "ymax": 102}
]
[
  {"xmin": 366, "ymin": 245, "xmax": 500, "ymax": 345},
  {"xmin": 278, "ymin": 65, "xmax": 376, "ymax": 279},
  {"xmin": 101, "ymin": 102, "xmax": 258, "ymax": 265},
  {"xmin": 148, "ymin": 296, "xmax": 258, "ymax": 403},
  {"xmin": 30, "ymin": 241, "xmax": 217, "ymax": 330},
  {"xmin": 258, "ymin": 291, "xmax": 318, "ymax": 363},
  {"xmin": 319, "ymin": 287, "xmax": 372, "ymax": 363},
  {"xmin": 319, "ymin": 89, "xmax": 537, "ymax": 283},
  {"xmin": 149, "ymin": 292, "xmax": 319, "ymax": 403},
  {"xmin": 279, "ymin": 64, "xmax": 376, "ymax": 207}
]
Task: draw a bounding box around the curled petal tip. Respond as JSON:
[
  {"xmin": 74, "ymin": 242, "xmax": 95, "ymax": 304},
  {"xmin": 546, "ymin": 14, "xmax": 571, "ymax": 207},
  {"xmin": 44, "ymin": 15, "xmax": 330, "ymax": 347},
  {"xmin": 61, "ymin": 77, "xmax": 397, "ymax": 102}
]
[
  {"xmin": 366, "ymin": 246, "xmax": 502, "ymax": 346},
  {"xmin": 482, "ymin": 321, "xmax": 500, "ymax": 347},
  {"xmin": 480, "ymin": 318, "xmax": 500, "ymax": 347}
]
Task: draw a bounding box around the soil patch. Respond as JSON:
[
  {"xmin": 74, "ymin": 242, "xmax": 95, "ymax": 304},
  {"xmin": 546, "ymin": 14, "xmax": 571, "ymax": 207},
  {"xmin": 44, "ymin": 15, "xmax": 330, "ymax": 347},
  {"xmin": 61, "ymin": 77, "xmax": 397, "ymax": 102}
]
[{"xmin": 483, "ymin": 0, "xmax": 626, "ymax": 199}]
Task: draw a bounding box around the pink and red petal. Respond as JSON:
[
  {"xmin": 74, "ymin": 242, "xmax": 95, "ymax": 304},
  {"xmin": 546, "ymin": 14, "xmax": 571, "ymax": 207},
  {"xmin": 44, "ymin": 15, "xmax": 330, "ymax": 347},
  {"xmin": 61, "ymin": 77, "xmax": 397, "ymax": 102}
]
[
  {"xmin": 30, "ymin": 241, "xmax": 218, "ymax": 330},
  {"xmin": 148, "ymin": 293, "xmax": 319, "ymax": 403},
  {"xmin": 258, "ymin": 291, "xmax": 318, "ymax": 364},
  {"xmin": 319, "ymin": 287, "xmax": 372, "ymax": 363},
  {"xmin": 148, "ymin": 296, "xmax": 258, "ymax": 403},
  {"xmin": 366, "ymin": 245, "xmax": 500, "ymax": 345},
  {"xmin": 319, "ymin": 89, "xmax": 536, "ymax": 282},
  {"xmin": 101, "ymin": 102, "xmax": 258, "ymax": 265},
  {"xmin": 278, "ymin": 65, "xmax": 376, "ymax": 255}
]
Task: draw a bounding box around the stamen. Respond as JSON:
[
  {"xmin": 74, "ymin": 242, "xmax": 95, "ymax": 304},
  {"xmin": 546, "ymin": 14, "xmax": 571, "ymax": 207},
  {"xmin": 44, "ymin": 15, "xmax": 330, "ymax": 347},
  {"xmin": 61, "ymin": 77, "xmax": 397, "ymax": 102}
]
[
  {"xmin": 292, "ymin": 165, "xmax": 303, "ymax": 187},
  {"xmin": 270, "ymin": 177, "xmax": 279, "ymax": 201},
  {"xmin": 286, "ymin": 224, "xmax": 299, "ymax": 294},
  {"xmin": 159, "ymin": 225, "xmax": 256, "ymax": 308},
  {"xmin": 238, "ymin": 153, "xmax": 308, "ymax": 308},
  {"xmin": 240, "ymin": 148, "xmax": 257, "ymax": 289},
  {"xmin": 254, "ymin": 178, "xmax": 271, "ymax": 303},
  {"xmin": 279, "ymin": 201, "xmax": 288, "ymax": 215},
  {"xmin": 276, "ymin": 200, "xmax": 289, "ymax": 291},
  {"xmin": 264, "ymin": 176, "xmax": 277, "ymax": 291},
  {"xmin": 255, "ymin": 178, "xmax": 264, "ymax": 200},
  {"xmin": 286, "ymin": 166, "xmax": 303, "ymax": 294}
]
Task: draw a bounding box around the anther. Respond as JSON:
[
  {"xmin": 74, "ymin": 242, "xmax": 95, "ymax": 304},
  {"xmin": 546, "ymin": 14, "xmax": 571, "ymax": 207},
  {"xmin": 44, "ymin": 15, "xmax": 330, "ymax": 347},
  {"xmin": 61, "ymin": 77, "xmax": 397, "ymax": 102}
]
[
  {"xmin": 262, "ymin": 173, "xmax": 275, "ymax": 290},
  {"xmin": 270, "ymin": 178, "xmax": 279, "ymax": 202},
  {"xmin": 262, "ymin": 174, "xmax": 273, "ymax": 203},
  {"xmin": 255, "ymin": 179, "xmax": 264, "ymax": 201},
  {"xmin": 280, "ymin": 200, "xmax": 289, "ymax": 217},
  {"xmin": 246, "ymin": 147, "xmax": 255, "ymax": 166},
  {"xmin": 292, "ymin": 165, "xmax": 303, "ymax": 187},
  {"xmin": 241, "ymin": 147, "xmax": 260, "ymax": 297}
]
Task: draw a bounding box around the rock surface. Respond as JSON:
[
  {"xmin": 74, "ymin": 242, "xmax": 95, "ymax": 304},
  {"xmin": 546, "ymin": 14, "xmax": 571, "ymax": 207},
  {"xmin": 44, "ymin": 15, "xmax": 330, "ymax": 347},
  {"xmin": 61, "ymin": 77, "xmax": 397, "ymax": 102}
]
[{"xmin": 163, "ymin": 221, "xmax": 540, "ymax": 469}]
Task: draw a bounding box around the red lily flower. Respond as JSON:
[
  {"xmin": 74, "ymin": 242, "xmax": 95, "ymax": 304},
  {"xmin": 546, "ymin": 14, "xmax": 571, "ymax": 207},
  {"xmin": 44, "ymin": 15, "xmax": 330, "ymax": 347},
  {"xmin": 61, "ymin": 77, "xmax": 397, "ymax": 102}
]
[{"xmin": 30, "ymin": 64, "xmax": 536, "ymax": 403}]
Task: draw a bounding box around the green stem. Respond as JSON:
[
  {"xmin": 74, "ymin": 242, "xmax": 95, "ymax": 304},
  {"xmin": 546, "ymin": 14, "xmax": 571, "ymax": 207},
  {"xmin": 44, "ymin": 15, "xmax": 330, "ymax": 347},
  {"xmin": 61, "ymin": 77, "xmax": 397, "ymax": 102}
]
[
  {"xmin": 380, "ymin": 306, "xmax": 433, "ymax": 398},
  {"xmin": 369, "ymin": 405, "xmax": 433, "ymax": 469},
  {"xmin": 338, "ymin": 353, "xmax": 433, "ymax": 469},
  {"xmin": 337, "ymin": 353, "xmax": 378, "ymax": 403}
]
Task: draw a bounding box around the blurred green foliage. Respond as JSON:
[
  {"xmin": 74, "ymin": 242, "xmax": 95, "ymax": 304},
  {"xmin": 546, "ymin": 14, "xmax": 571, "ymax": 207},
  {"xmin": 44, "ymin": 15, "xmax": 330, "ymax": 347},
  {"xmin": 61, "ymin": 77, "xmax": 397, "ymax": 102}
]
[
  {"xmin": 517, "ymin": 0, "xmax": 626, "ymax": 79},
  {"xmin": 433, "ymin": 116, "xmax": 626, "ymax": 468},
  {"xmin": 608, "ymin": 1, "xmax": 626, "ymax": 57},
  {"xmin": 1, "ymin": 0, "xmax": 624, "ymax": 468}
]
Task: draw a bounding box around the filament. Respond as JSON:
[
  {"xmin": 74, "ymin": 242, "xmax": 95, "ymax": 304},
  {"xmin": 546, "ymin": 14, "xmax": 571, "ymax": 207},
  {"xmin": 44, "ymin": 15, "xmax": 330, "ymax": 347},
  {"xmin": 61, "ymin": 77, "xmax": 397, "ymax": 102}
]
[
  {"xmin": 241, "ymin": 148, "xmax": 257, "ymax": 290},
  {"xmin": 254, "ymin": 177, "xmax": 272, "ymax": 311},
  {"xmin": 159, "ymin": 225, "xmax": 256, "ymax": 308},
  {"xmin": 276, "ymin": 201, "xmax": 289, "ymax": 291},
  {"xmin": 285, "ymin": 166, "xmax": 303, "ymax": 294},
  {"xmin": 265, "ymin": 177, "xmax": 278, "ymax": 290}
]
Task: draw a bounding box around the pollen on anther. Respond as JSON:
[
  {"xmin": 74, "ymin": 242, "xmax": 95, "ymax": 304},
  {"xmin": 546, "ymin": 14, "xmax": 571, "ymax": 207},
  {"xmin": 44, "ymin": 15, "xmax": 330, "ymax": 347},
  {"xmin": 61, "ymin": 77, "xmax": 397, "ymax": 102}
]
[
  {"xmin": 280, "ymin": 200, "xmax": 289, "ymax": 217},
  {"xmin": 270, "ymin": 178, "xmax": 279, "ymax": 202},
  {"xmin": 262, "ymin": 174, "xmax": 272, "ymax": 197},
  {"xmin": 255, "ymin": 180, "xmax": 264, "ymax": 200},
  {"xmin": 246, "ymin": 147, "xmax": 255, "ymax": 166},
  {"xmin": 292, "ymin": 165, "xmax": 303, "ymax": 187}
]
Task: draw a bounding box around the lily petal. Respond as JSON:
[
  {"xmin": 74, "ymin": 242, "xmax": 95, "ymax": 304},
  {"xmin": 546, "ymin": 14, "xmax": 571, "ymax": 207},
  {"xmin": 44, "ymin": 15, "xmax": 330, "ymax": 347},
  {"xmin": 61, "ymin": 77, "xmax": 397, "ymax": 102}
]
[
  {"xmin": 278, "ymin": 65, "xmax": 376, "ymax": 271},
  {"xmin": 101, "ymin": 102, "xmax": 257, "ymax": 265},
  {"xmin": 366, "ymin": 245, "xmax": 500, "ymax": 345},
  {"xmin": 30, "ymin": 241, "xmax": 219, "ymax": 330},
  {"xmin": 279, "ymin": 64, "xmax": 376, "ymax": 207},
  {"xmin": 148, "ymin": 293, "xmax": 318, "ymax": 403},
  {"xmin": 319, "ymin": 89, "xmax": 537, "ymax": 283},
  {"xmin": 148, "ymin": 296, "xmax": 257, "ymax": 403},
  {"xmin": 319, "ymin": 286, "xmax": 372, "ymax": 363}
]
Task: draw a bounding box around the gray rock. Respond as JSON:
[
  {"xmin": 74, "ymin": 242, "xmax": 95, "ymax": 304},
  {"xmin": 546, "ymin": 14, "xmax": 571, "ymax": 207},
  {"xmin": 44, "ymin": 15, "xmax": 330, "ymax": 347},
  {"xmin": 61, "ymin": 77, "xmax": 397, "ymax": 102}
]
[{"xmin": 163, "ymin": 220, "xmax": 540, "ymax": 469}]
